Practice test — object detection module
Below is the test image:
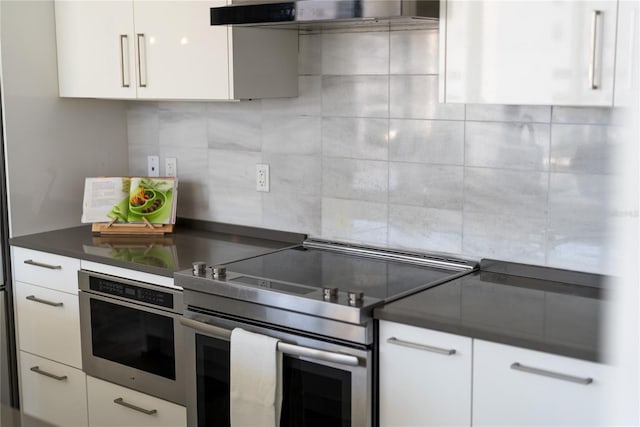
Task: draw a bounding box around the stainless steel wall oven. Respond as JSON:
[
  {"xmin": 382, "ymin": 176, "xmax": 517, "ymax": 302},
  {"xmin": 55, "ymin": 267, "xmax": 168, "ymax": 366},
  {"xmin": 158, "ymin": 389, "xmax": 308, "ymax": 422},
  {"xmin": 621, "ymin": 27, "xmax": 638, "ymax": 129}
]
[{"xmin": 78, "ymin": 270, "xmax": 185, "ymax": 405}]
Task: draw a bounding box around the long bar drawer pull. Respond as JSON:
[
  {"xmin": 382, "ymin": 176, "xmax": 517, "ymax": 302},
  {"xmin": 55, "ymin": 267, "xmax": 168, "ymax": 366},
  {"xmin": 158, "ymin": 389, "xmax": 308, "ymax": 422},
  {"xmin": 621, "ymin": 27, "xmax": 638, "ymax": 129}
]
[
  {"xmin": 387, "ymin": 337, "xmax": 456, "ymax": 355},
  {"xmin": 30, "ymin": 366, "xmax": 67, "ymax": 381},
  {"xmin": 26, "ymin": 295, "xmax": 64, "ymax": 307},
  {"xmin": 24, "ymin": 259, "xmax": 62, "ymax": 270},
  {"xmin": 510, "ymin": 362, "xmax": 593, "ymax": 385},
  {"xmin": 114, "ymin": 398, "xmax": 157, "ymax": 415}
]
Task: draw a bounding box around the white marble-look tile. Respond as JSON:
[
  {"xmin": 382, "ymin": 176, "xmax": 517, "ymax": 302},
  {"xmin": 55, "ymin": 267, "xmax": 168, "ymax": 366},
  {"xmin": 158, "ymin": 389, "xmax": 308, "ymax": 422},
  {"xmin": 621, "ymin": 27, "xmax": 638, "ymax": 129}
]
[
  {"xmin": 128, "ymin": 144, "xmax": 157, "ymax": 176},
  {"xmin": 323, "ymin": 158, "xmax": 388, "ymax": 203},
  {"xmin": 321, "ymin": 197, "xmax": 388, "ymax": 246},
  {"xmin": 464, "ymin": 168, "xmax": 549, "ymax": 218},
  {"xmin": 546, "ymin": 216, "xmax": 611, "ymax": 274},
  {"xmin": 263, "ymin": 76, "xmax": 322, "ymax": 116},
  {"xmin": 551, "ymin": 106, "xmax": 621, "ymax": 125},
  {"xmin": 207, "ymin": 101, "xmax": 262, "ymax": 151},
  {"xmin": 390, "ymin": 29, "xmax": 438, "ymax": 75},
  {"xmin": 465, "ymin": 104, "xmax": 551, "ymax": 123},
  {"xmin": 550, "ymin": 124, "xmax": 617, "ymax": 174},
  {"xmin": 463, "ymin": 212, "xmax": 546, "ymax": 264},
  {"xmin": 263, "ymin": 153, "xmax": 321, "ymax": 195},
  {"xmin": 208, "ymin": 187, "xmax": 263, "ymax": 227},
  {"xmin": 548, "ymin": 173, "xmax": 613, "ymax": 219},
  {"xmin": 322, "ymin": 117, "xmax": 389, "ymax": 160},
  {"xmin": 465, "ymin": 122, "xmax": 551, "ymax": 170},
  {"xmin": 262, "ymin": 116, "xmax": 321, "ymax": 155},
  {"xmin": 298, "ymin": 33, "xmax": 322, "ymax": 76},
  {"xmin": 263, "ymin": 192, "xmax": 321, "ymax": 235},
  {"xmin": 388, "ymin": 205, "xmax": 462, "ymax": 254},
  {"xmin": 322, "ymin": 75, "xmax": 389, "ymax": 118},
  {"xmin": 159, "ymin": 147, "xmax": 209, "ymax": 218},
  {"xmin": 208, "ymin": 149, "xmax": 262, "ymax": 191},
  {"xmin": 389, "ymin": 119, "xmax": 464, "ymax": 165},
  {"xmin": 127, "ymin": 103, "xmax": 159, "ymax": 146},
  {"xmin": 389, "ymin": 163, "xmax": 463, "ymax": 210},
  {"xmin": 322, "ymin": 31, "xmax": 389, "ymax": 75},
  {"xmin": 390, "ymin": 75, "xmax": 465, "ymax": 120},
  {"xmin": 158, "ymin": 102, "xmax": 207, "ymax": 148}
]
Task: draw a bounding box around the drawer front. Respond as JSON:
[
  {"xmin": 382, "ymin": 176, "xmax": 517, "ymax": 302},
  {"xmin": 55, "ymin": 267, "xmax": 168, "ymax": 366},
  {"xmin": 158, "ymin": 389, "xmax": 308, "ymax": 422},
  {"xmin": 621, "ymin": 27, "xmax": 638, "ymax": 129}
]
[
  {"xmin": 13, "ymin": 247, "xmax": 80, "ymax": 294},
  {"xmin": 16, "ymin": 282, "xmax": 82, "ymax": 368},
  {"xmin": 379, "ymin": 320, "xmax": 472, "ymax": 426},
  {"xmin": 87, "ymin": 376, "xmax": 187, "ymax": 427},
  {"xmin": 20, "ymin": 351, "xmax": 88, "ymax": 427},
  {"xmin": 473, "ymin": 339, "xmax": 609, "ymax": 426}
]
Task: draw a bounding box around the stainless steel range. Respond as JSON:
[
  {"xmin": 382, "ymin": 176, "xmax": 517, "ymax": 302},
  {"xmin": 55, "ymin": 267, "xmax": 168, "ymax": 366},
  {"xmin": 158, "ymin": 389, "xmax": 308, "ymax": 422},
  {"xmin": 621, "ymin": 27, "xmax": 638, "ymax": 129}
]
[{"xmin": 176, "ymin": 239, "xmax": 477, "ymax": 427}]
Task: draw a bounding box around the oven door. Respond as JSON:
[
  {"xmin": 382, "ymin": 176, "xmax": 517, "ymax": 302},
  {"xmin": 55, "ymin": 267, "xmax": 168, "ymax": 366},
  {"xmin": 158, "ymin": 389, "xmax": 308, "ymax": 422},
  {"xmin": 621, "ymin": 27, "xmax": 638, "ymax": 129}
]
[
  {"xmin": 181, "ymin": 313, "xmax": 372, "ymax": 427},
  {"xmin": 79, "ymin": 290, "xmax": 186, "ymax": 405}
]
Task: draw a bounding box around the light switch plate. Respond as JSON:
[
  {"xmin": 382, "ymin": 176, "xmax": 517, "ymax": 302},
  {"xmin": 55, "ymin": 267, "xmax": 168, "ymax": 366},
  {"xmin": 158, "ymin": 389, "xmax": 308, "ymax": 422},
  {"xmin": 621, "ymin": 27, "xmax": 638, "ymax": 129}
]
[
  {"xmin": 165, "ymin": 158, "xmax": 177, "ymax": 177},
  {"xmin": 256, "ymin": 164, "xmax": 270, "ymax": 192}
]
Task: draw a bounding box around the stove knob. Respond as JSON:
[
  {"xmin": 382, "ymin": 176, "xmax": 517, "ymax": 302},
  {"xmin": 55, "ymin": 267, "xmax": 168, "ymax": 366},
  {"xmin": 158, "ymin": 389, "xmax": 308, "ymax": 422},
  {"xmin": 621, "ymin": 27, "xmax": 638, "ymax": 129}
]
[
  {"xmin": 322, "ymin": 287, "xmax": 338, "ymax": 301},
  {"xmin": 212, "ymin": 265, "xmax": 226, "ymax": 279},
  {"xmin": 348, "ymin": 291, "xmax": 364, "ymax": 306},
  {"xmin": 192, "ymin": 261, "xmax": 207, "ymax": 276}
]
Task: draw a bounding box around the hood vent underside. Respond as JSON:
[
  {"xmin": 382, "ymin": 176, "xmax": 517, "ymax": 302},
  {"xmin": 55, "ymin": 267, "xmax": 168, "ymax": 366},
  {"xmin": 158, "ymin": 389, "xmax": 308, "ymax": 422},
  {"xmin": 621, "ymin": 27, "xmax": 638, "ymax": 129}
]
[{"xmin": 210, "ymin": 0, "xmax": 439, "ymax": 30}]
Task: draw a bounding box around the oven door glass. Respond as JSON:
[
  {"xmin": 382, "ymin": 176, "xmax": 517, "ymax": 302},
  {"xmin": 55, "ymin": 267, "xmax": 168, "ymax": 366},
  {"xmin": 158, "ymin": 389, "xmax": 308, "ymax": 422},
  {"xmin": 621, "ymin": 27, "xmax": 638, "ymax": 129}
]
[
  {"xmin": 195, "ymin": 333, "xmax": 352, "ymax": 427},
  {"xmin": 89, "ymin": 298, "xmax": 176, "ymax": 380}
]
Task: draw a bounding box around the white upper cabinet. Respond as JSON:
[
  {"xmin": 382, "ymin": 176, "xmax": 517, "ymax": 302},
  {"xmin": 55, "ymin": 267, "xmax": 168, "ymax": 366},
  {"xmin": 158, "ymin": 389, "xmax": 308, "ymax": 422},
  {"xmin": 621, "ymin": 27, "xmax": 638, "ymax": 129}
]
[
  {"xmin": 440, "ymin": 0, "xmax": 619, "ymax": 106},
  {"xmin": 613, "ymin": 0, "xmax": 639, "ymax": 107},
  {"xmin": 54, "ymin": 0, "xmax": 297, "ymax": 100}
]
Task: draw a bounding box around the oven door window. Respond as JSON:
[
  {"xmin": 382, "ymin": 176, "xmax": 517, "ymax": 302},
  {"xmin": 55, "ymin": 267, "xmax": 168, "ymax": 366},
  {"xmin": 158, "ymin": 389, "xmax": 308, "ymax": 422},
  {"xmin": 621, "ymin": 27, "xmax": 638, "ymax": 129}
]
[
  {"xmin": 194, "ymin": 334, "xmax": 351, "ymax": 427},
  {"xmin": 89, "ymin": 298, "xmax": 176, "ymax": 380}
]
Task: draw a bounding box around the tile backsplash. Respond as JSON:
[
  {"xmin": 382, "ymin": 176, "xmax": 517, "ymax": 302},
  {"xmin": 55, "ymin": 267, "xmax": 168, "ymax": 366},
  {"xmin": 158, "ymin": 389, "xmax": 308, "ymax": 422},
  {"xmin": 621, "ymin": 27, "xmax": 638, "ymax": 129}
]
[{"xmin": 127, "ymin": 28, "xmax": 621, "ymax": 274}]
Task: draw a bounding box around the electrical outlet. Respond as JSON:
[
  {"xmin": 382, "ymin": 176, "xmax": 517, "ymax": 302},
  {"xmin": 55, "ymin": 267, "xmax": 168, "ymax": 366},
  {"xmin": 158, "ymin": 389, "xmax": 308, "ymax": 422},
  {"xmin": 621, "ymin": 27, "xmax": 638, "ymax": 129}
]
[
  {"xmin": 256, "ymin": 164, "xmax": 270, "ymax": 192},
  {"xmin": 147, "ymin": 155, "xmax": 160, "ymax": 177},
  {"xmin": 165, "ymin": 158, "xmax": 177, "ymax": 177}
]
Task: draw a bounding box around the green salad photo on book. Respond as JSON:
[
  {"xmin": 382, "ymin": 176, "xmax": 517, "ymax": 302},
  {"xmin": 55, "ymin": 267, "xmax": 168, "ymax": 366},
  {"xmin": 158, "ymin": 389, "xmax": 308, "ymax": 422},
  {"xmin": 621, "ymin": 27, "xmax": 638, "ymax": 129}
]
[{"xmin": 81, "ymin": 177, "xmax": 177, "ymax": 224}]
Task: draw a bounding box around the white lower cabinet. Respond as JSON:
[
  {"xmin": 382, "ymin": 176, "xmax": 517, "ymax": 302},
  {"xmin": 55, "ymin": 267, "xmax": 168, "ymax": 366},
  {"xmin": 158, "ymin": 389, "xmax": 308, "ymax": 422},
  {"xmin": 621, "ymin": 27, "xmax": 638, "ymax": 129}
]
[
  {"xmin": 379, "ymin": 320, "xmax": 472, "ymax": 426},
  {"xmin": 87, "ymin": 376, "xmax": 186, "ymax": 427},
  {"xmin": 20, "ymin": 351, "xmax": 88, "ymax": 427},
  {"xmin": 473, "ymin": 339, "xmax": 610, "ymax": 426}
]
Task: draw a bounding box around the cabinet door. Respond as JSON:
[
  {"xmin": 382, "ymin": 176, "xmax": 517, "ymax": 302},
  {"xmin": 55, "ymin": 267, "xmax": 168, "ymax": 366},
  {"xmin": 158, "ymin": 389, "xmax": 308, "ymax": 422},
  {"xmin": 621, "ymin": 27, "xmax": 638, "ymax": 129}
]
[
  {"xmin": 87, "ymin": 376, "xmax": 186, "ymax": 427},
  {"xmin": 55, "ymin": 0, "xmax": 136, "ymax": 99},
  {"xmin": 379, "ymin": 321, "xmax": 472, "ymax": 426},
  {"xmin": 12, "ymin": 247, "xmax": 80, "ymax": 294},
  {"xmin": 16, "ymin": 282, "xmax": 82, "ymax": 368},
  {"xmin": 473, "ymin": 339, "xmax": 610, "ymax": 426},
  {"xmin": 20, "ymin": 352, "xmax": 88, "ymax": 427},
  {"xmin": 441, "ymin": 0, "xmax": 618, "ymax": 105},
  {"xmin": 614, "ymin": 0, "xmax": 639, "ymax": 107},
  {"xmin": 132, "ymin": 0, "xmax": 230, "ymax": 100}
]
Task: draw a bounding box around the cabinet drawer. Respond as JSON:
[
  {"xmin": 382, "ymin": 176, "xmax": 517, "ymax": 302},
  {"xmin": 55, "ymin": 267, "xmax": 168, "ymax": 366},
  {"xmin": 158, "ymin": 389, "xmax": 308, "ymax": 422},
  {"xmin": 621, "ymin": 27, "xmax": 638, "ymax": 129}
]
[
  {"xmin": 16, "ymin": 282, "xmax": 82, "ymax": 368},
  {"xmin": 473, "ymin": 339, "xmax": 610, "ymax": 426},
  {"xmin": 20, "ymin": 351, "xmax": 88, "ymax": 427},
  {"xmin": 379, "ymin": 320, "xmax": 472, "ymax": 426},
  {"xmin": 12, "ymin": 247, "xmax": 80, "ymax": 294},
  {"xmin": 87, "ymin": 376, "xmax": 186, "ymax": 427}
]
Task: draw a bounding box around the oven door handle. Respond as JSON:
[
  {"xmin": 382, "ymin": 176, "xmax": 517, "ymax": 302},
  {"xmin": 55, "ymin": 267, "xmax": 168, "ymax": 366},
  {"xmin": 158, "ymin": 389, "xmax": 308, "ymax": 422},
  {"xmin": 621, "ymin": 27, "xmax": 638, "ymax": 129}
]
[{"xmin": 180, "ymin": 317, "xmax": 360, "ymax": 367}]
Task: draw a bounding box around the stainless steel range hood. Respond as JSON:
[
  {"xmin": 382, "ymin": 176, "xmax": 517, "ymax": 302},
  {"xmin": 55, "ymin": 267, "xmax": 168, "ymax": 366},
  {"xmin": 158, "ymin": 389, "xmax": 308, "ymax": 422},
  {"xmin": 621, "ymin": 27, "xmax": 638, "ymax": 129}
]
[{"xmin": 210, "ymin": 0, "xmax": 439, "ymax": 29}]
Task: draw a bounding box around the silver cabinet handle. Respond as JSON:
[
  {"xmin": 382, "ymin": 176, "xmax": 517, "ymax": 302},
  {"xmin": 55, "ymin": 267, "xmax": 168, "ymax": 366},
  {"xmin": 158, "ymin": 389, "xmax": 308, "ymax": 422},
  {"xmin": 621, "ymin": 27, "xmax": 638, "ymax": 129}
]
[
  {"xmin": 136, "ymin": 33, "xmax": 147, "ymax": 88},
  {"xmin": 510, "ymin": 362, "xmax": 593, "ymax": 385},
  {"xmin": 114, "ymin": 398, "xmax": 157, "ymax": 415},
  {"xmin": 23, "ymin": 259, "xmax": 61, "ymax": 270},
  {"xmin": 589, "ymin": 10, "xmax": 602, "ymax": 89},
  {"xmin": 119, "ymin": 34, "xmax": 130, "ymax": 88},
  {"xmin": 180, "ymin": 317, "xmax": 360, "ymax": 367},
  {"xmin": 26, "ymin": 295, "xmax": 64, "ymax": 307},
  {"xmin": 387, "ymin": 337, "xmax": 456, "ymax": 355},
  {"xmin": 30, "ymin": 366, "xmax": 67, "ymax": 381}
]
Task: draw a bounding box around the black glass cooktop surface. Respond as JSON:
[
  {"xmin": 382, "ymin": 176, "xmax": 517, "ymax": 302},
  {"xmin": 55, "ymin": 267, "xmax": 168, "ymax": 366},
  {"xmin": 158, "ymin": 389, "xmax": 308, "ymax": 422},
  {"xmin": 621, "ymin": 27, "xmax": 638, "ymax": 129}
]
[{"xmin": 221, "ymin": 245, "xmax": 474, "ymax": 301}]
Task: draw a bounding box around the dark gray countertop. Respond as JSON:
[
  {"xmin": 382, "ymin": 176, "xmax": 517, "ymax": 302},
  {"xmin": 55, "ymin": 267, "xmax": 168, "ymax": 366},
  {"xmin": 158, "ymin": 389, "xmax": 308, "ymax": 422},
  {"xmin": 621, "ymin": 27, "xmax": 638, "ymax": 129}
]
[
  {"xmin": 9, "ymin": 219, "xmax": 305, "ymax": 278},
  {"xmin": 374, "ymin": 259, "xmax": 608, "ymax": 362}
]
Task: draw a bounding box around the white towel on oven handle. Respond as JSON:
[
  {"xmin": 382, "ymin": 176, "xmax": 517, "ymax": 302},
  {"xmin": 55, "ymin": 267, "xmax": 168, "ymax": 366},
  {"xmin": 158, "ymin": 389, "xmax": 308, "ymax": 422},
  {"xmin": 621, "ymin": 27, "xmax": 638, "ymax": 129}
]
[{"xmin": 230, "ymin": 328, "xmax": 282, "ymax": 427}]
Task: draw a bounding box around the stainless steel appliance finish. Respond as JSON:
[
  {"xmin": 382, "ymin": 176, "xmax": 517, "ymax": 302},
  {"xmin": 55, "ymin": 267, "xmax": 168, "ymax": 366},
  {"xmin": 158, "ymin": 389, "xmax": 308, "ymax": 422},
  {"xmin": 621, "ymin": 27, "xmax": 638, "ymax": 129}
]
[
  {"xmin": 210, "ymin": 0, "xmax": 439, "ymax": 28},
  {"xmin": 78, "ymin": 270, "xmax": 185, "ymax": 405},
  {"xmin": 177, "ymin": 239, "xmax": 476, "ymax": 426}
]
